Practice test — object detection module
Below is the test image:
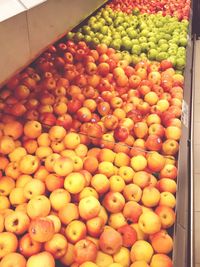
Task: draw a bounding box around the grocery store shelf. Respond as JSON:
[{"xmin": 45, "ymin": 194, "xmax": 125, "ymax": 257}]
[
  {"xmin": 0, "ymin": 0, "xmax": 108, "ymax": 87},
  {"xmin": 193, "ymin": 39, "xmax": 200, "ymax": 266}
]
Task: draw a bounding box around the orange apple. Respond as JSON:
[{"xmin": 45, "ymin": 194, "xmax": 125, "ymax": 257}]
[
  {"xmin": 156, "ymin": 178, "xmax": 177, "ymax": 194},
  {"xmin": 19, "ymin": 155, "xmax": 39, "ymax": 175},
  {"xmin": 60, "ymin": 243, "xmax": 75, "ymax": 266},
  {"xmin": 24, "ymin": 179, "xmax": 45, "ymax": 199},
  {"xmin": 23, "ymin": 120, "xmax": 42, "ymax": 139},
  {"xmin": 133, "ymin": 122, "xmax": 148, "ymax": 138},
  {"xmin": 0, "ymin": 136, "xmax": 15, "ymax": 155},
  {"xmin": 141, "ymin": 186, "xmax": 160, "ymax": 208},
  {"xmin": 118, "ymin": 166, "xmax": 135, "ymax": 183},
  {"xmin": 123, "ymin": 184, "xmax": 142, "ymax": 202},
  {"xmin": 50, "ymin": 189, "xmax": 71, "ymax": 211},
  {"xmin": 27, "ymin": 195, "xmax": 51, "ymax": 219},
  {"xmin": 133, "ymin": 171, "xmax": 151, "ymax": 189},
  {"xmin": 99, "ymin": 227, "xmax": 123, "ymax": 255},
  {"xmin": 103, "ymin": 192, "xmax": 125, "ymax": 213},
  {"xmin": 138, "ymin": 212, "xmax": 161, "ymax": 234},
  {"xmin": 150, "ymin": 254, "xmax": 172, "ymax": 267},
  {"xmin": 95, "ymin": 251, "xmax": 113, "ymax": 266},
  {"xmin": 9, "ymin": 187, "xmax": 27, "ymax": 206},
  {"xmin": 64, "ymin": 132, "xmax": 80, "ymax": 149},
  {"xmin": 4, "ymin": 211, "xmax": 30, "ymax": 235},
  {"xmin": 91, "ymin": 174, "xmax": 110, "ymax": 194},
  {"xmin": 0, "ymin": 195, "xmax": 10, "ymax": 210},
  {"xmin": 26, "ymin": 251, "xmax": 55, "ymax": 267},
  {"xmin": 165, "ymin": 126, "xmax": 181, "ymax": 140},
  {"xmin": 0, "ymin": 252, "xmax": 26, "ymax": 267},
  {"xmin": 131, "ymin": 155, "xmax": 147, "ymax": 172},
  {"xmin": 159, "ymin": 192, "xmax": 176, "ymax": 208},
  {"xmin": 3, "ymin": 121, "xmax": 23, "ymax": 140},
  {"xmin": 58, "ymin": 203, "xmax": 79, "ymax": 225},
  {"xmin": 130, "ymin": 240, "xmax": 153, "ymax": 263},
  {"xmin": 147, "ymin": 152, "xmax": 165, "ymax": 172},
  {"xmin": 19, "ymin": 233, "xmax": 42, "ymax": 257},
  {"xmin": 65, "ymin": 220, "xmax": 86, "ymax": 244},
  {"xmin": 29, "ymin": 217, "xmax": 55, "ymax": 242},
  {"xmin": 130, "ymin": 261, "xmax": 150, "ymax": 267},
  {"xmin": 109, "ymin": 175, "xmax": 125, "ymax": 192},
  {"xmin": 0, "ymin": 176, "xmax": 15, "ymax": 196},
  {"xmin": 108, "ymin": 212, "xmax": 126, "ymax": 229},
  {"xmin": 155, "ymin": 205, "xmax": 176, "ymax": 229},
  {"xmin": 64, "ymin": 172, "xmax": 86, "ymax": 194},
  {"xmin": 74, "ymin": 238, "xmax": 98, "ymax": 264},
  {"xmin": 0, "ymin": 232, "xmax": 18, "ymax": 258},
  {"xmin": 79, "ymin": 196, "xmax": 101, "ymax": 220},
  {"xmin": 123, "ymin": 201, "xmax": 142, "ymax": 223},
  {"xmin": 44, "ymin": 233, "xmax": 68, "ymax": 259},
  {"xmin": 53, "ymin": 156, "xmax": 74, "ymax": 176},
  {"xmin": 150, "ymin": 230, "xmax": 173, "ymax": 254},
  {"xmin": 86, "ymin": 216, "xmax": 104, "ymax": 238},
  {"xmin": 162, "ymin": 139, "xmax": 179, "ymax": 156}
]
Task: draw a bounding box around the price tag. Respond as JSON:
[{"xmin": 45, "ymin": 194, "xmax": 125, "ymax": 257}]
[{"xmin": 181, "ymin": 100, "xmax": 189, "ymax": 128}]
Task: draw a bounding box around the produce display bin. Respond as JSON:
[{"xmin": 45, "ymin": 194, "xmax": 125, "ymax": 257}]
[{"xmin": 0, "ymin": 0, "xmax": 195, "ymax": 266}]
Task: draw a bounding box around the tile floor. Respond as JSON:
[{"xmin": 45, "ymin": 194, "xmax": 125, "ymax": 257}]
[{"xmin": 193, "ymin": 39, "xmax": 200, "ymax": 267}]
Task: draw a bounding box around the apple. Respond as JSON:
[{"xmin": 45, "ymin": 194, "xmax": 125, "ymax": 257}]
[
  {"xmin": 117, "ymin": 224, "xmax": 137, "ymax": 247},
  {"xmin": 103, "ymin": 192, "xmax": 125, "ymax": 213},
  {"xmin": 138, "ymin": 211, "xmax": 161, "ymax": 234},
  {"xmin": 99, "ymin": 227, "xmax": 123, "ymax": 255},
  {"xmin": 19, "ymin": 233, "xmax": 42, "ymax": 257}
]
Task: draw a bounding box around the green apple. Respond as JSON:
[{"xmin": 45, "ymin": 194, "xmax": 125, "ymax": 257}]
[
  {"xmin": 123, "ymin": 53, "xmax": 133, "ymax": 64},
  {"xmin": 132, "ymin": 7, "xmax": 140, "ymax": 15},
  {"xmin": 100, "ymin": 25, "xmax": 109, "ymax": 35},
  {"xmin": 131, "ymin": 44, "xmax": 141, "ymax": 55},
  {"xmin": 110, "ymin": 39, "xmax": 122, "ymax": 50},
  {"xmin": 95, "ymin": 33, "xmax": 104, "ymax": 41},
  {"xmin": 132, "ymin": 39, "xmax": 139, "ymax": 45},
  {"xmin": 140, "ymin": 29, "xmax": 149, "ymax": 37},
  {"xmin": 102, "ymin": 37, "xmax": 111, "ymax": 46},
  {"xmin": 90, "ymin": 37, "xmax": 100, "ymax": 47},
  {"xmin": 139, "ymin": 36, "xmax": 147, "ymax": 43},
  {"xmin": 122, "ymin": 22, "xmax": 129, "ymax": 29},
  {"xmin": 84, "ymin": 35, "xmax": 92, "ymax": 43},
  {"xmin": 156, "ymin": 52, "xmax": 168, "ymax": 61},
  {"xmin": 148, "ymin": 37, "xmax": 157, "ymax": 43},
  {"xmin": 176, "ymin": 57, "xmax": 186, "ymax": 70},
  {"xmin": 112, "ymin": 33, "xmax": 121, "ymax": 39},
  {"xmin": 105, "ymin": 17, "xmax": 113, "ymax": 25},
  {"xmin": 168, "ymin": 56, "xmax": 177, "ymax": 67},
  {"xmin": 164, "ymin": 33, "xmax": 171, "ymax": 41},
  {"xmin": 66, "ymin": 31, "xmax": 74, "ymax": 40},
  {"xmin": 141, "ymin": 42, "xmax": 148, "ymax": 52},
  {"xmin": 148, "ymin": 49, "xmax": 158, "ymax": 60},
  {"xmin": 179, "ymin": 37, "xmax": 188, "ymax": 46},
  {"xmin": 122, "ymin": 39, "xmax": 133, "ymax": 51},
  {"xmin": 126, "ymin": 27, "xmax": 138, "ymax": 39},
  {"xmin": 158, "ymin": 39, "xmax": 167, "ymax": 46},
  {"xmin": 74, "ymin": 32, "xmax": 84, "ymax": 41},
  {"xmin": 82, "ymin": 26, "xmax": 91, "ymax": 35},
  {"xmin": 121, "ymin": 30, "xmax": 127, "ymax": 37},
  {"xmin": 159, "ymin": 43, "xmax": 169, "ymax": 52},
  {"xmin": 132, "ymin": 55, "xmax": 140, "ymax": 65},
  {"xmin": 89, "ymin": 31, "xmax": 95, "ymax": 37},
  {"xmin": 148, "ymin": 42, "xmax": 156, "ymax": 49}
]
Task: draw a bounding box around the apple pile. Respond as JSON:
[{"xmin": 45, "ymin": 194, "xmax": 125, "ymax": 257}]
[
  {"xmin": 0, "ymin": 40, "xmax": 184, "ymax": 267},
  {"xmin": 67, "ymin": 7, "xmax": 189, "ymax": 70},
  {"xmin": 108, "ymin": 0, "xmax": 190, "ymax": 20}
]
